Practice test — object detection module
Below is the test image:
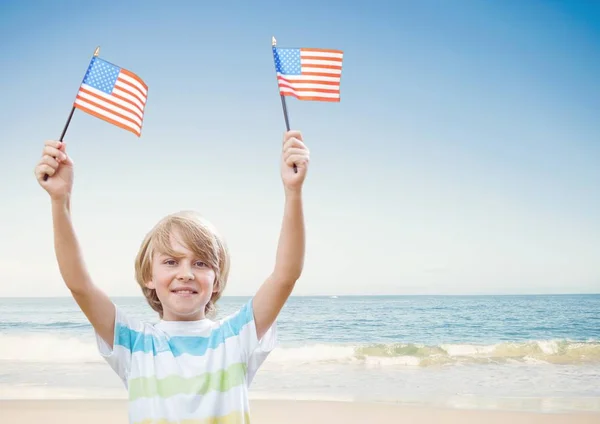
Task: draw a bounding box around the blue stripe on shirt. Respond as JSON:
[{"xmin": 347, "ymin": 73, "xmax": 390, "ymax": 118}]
[{"xmin": 114, "ymin": 298, "xmax": 254, "ymax": 356}]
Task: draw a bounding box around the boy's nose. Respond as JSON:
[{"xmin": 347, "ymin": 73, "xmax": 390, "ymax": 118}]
[{"xmin": 177, "ymin": 266, "xmax": 194, "ymax": 281}]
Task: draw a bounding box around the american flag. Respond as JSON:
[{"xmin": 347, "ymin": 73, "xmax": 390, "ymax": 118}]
[
  {"xmin": 273, "ymin": 46, "xmax": 343, "ymax": 102},
  {"xmin": 74, "ymin": 57, "xmax": 148, "ymax": 137}
]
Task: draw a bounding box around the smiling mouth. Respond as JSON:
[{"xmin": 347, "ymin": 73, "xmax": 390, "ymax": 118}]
[{"xmin": 171, "ymin": 289, "xmax": 198, "ymax": 295}]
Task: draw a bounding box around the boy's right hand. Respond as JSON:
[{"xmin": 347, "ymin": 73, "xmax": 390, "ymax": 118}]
[{"xmin": 34, "ymin": 140, "xmax": 74, "ymax": 201}]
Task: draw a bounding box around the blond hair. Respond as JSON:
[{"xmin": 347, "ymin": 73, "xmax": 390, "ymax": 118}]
[{"xmin": 134, "ymin": 211, "xmax": 230, "ymax": 318}]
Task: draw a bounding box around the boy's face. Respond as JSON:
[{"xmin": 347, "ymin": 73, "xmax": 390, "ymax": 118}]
[{"xmin": 146, "ymin": 231, "xmax": 218, "ymax": 321}]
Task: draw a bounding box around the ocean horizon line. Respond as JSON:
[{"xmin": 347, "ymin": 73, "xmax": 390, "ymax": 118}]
[{"xmin": 1, "ymin": 292, "xmax": 598, "ymax": 300}]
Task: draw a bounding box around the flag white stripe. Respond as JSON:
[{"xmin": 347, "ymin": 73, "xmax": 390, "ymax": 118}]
[
  {"xmin": 112, "ymin": 87, "xmax": 145, "ymax": 111},
  {"xmin": 301, "ymin": 66, "xmax": 342, "ymax": 75},
  {"xmin": 279, "ymin": 81, "xmax": 339, "ymax": 90},
  {"xmin": 301, "ymin": 59, "xmax": 343, "ymax": 67},
  {"xmin": 301, "ymin": 51, "xmax": 343, "ymax": 59},
  {"xmin": 277, "ymin": 73, "xmax": 340, "ymax": 82},
  {"xmin": 279, "ymin": 87, "xmax": 339, "ymax": 98},
  {"xmin": 79, "ymin": 84, "xmax": 143, "ymax": 119},
  {"xmin": 77, "ymin": 91, "xmax": 143, "ymax": 126},
  {"xmin": 75, "ymin": 98, "xmax": 141, "ymax": 133},
  {"xmin": 115, "ymin": 79, "xmax": 147, "ymax": 105},
  {"xmin": 118, "ymin": 73, "xmax": 148, "ymax": 96}
]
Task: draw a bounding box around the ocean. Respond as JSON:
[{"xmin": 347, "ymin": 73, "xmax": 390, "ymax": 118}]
[{"xmin": 0, "ymin": 294, "xmax": 599, "ymax": 413}]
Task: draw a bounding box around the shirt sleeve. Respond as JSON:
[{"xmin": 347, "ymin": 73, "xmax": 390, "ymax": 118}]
[
  {"xmin": 94, "ymin": 303, "xmax": 145, "ymax": 388},
  {"xmin": 221, "ymin": 297, "xmax": 278, "ymax": 385}
]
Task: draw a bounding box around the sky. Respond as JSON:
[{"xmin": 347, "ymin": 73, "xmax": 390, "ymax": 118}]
[{"xmin": 0, "ymin": 0, "xmax": 599, "ymax": 298}]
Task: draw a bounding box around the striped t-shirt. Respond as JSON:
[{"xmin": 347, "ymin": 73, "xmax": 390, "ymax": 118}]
[{"xmin": 95, "ymin": 298, "xmax": 277, "ymax": 424}]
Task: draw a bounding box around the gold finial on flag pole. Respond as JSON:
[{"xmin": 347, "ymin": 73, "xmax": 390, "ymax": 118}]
[
  {"xmin": 272, "ymin": 36, "xmax": 277, "ymax": 46},
  {"xmin": 93, "ymin": 46, "xmax": 100, "ymax": 57}
]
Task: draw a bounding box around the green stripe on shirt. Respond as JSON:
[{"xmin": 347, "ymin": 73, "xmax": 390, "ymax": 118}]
[{"xmin": 129, "ymin": 362, "xmax": 248, "ymax": 400}]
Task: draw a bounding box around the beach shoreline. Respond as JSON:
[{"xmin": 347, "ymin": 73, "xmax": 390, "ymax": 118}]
[
  {"xmin": 2, "ymin": 399, "xmax": 600, "ymax": 424},
  {"xmin": 3, "ymin": 295, "xmax": 599, "ymax": 419}
]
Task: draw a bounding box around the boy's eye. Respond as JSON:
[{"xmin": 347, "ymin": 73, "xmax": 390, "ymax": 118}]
[{"xmin": 162, "ymin": 259, "xmax": 206, "ymax": 267}]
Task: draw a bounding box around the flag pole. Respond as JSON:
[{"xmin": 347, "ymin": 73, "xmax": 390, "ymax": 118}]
[
  {"xmin": 44, "ymin": 46, "xmax": 100, "ymax": 181},
  {"xmin": 272, "ymin": 36, "xmax": 297, "ymax": 174}
]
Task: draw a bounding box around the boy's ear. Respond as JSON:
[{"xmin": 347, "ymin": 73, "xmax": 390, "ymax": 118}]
[
  {"xmin": 212, "ymin": 280, "xmax": 219, "ymax": 294},
  {"xmin": 145, "ymin": 280, "xmax": 156, "ymax": 290}
]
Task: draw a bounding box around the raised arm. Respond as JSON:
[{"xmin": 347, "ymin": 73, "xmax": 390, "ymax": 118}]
[
  {"xmin": 35, "ymin": 140, "xmax": 116, "ymax": 348},
  {"xmin": 253, "ymin": 130, "xmax": 309, "ymax": 339}
]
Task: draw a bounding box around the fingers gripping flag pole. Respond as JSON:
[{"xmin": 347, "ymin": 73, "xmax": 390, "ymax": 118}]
[
  {"xmin": 271, "ymin": 36, "xmax": 344, "ymax": 173},
  {"xmin": 44, "ymin": 46, "xmax": 149, "ymax": 180}
]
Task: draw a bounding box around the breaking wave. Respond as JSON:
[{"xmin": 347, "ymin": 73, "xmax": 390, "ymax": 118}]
[
  {"xmin": 267, "ymin": 339, "xmax": 600, "ymax": 367},
  {"xmin": 1, "ymin": 333, "xmax": 598, "ymax": 366}
]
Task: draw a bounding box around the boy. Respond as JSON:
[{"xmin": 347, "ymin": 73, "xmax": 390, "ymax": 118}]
[{"xmin": 33, "ymin": 130, "xmax": 310, "ymax": 424}]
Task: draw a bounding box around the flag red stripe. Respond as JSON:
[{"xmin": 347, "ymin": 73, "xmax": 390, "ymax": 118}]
[
  {"xmin": 278, "ymin": 83, "xmax": 339, "ymax": 94},
  {"xmin": 281, "ymin": 92, "xmax": 340, "ymax": 102},
  {"xmin": 75, "ymin": 94, "xmax": 142, "ymax": 128},
  {"xmin": 302, "ymin": 64, "xmax": 342, "ymax": 71},
  {"xmin": 78, "ymin": 87, "xmax": 143, "ymax": 119},
  {"xmin": 117, "ymin": 79, "xmax": 147, "ymax": 104},
  {"xmin": 278, "ymin": 76, "xmax": 339, "ymax": 86},
  {"xmin": 74, "ymin": 103, "xmax": 141, "ymax": 136},
  {"xmin": 109, "ymin": 91, "xmax": 144, "ymax": 115},
  {"xmin": 116, "ymin": 79, "xmax": 147, "ymax": 105},
  {"xmin": 300, "ymin": 48, "xmax": 343, "ymax": 54},
  {"xmin": 119, "ymin": 68, "xmax": 148, "ymax": 91},
  {"xmin": 297, "ymin": 72, "xmax": 341, "ymax": 78},
  {"xmin": 301, "ymin": 55, "xmax": 343, "ymax": 62}
]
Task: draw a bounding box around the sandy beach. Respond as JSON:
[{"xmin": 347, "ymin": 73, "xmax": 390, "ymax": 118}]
[{"xmin": 2, "ymin": 399, "xmax": 600, "ymax": 424}]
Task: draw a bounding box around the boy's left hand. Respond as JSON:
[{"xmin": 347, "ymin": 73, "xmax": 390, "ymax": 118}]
[{"xmin": 281, "ymin": 130, "xmax": 310, "ymax": 192}]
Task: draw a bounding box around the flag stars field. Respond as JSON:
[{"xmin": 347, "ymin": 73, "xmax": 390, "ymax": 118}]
[{"xmin": 84, "ymin": 60, "xmax": 120, "ymax": 94}]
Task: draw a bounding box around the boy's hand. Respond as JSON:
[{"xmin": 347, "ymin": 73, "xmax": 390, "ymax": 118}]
[
  {"xmin": 34, "ymin": 140, "xmax": 74, "ymax": 201},
  {"xmin": 281, "ymin": 130, "xmax": 309, "ymax": 193}
]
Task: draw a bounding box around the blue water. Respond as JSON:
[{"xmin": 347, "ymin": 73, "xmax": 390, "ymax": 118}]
[{"xmin": 1, "ymin": 295, "xmax": 599, "ymax": 412}]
